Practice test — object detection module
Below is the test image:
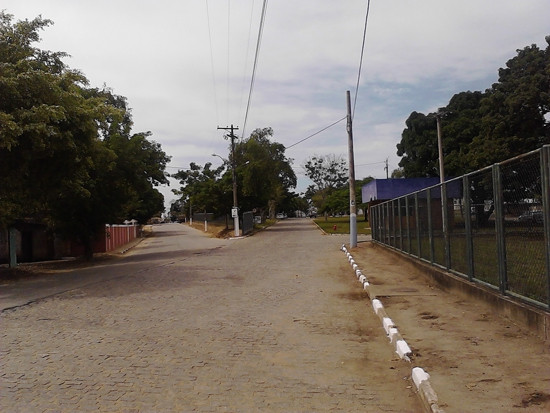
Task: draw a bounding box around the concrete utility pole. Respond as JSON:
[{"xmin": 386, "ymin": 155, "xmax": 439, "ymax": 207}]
[
  {"xmin": 436, "ymin": 114, "xmax": 445, "ymax": 184},
  {"xmin": 217, "ymin": 124, "xmax": 240, "ymax": 237},
  {"xmin": 346, "ymin": 91, "xmax": 357, "ymax": 248},
  {"xmin": 436, "ymin": 112, "xmax": 450, "ymax": 268}
]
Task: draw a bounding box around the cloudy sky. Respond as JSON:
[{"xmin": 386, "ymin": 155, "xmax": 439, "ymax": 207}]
[{"xmin": 3, "ymin": 0, "xmax": 549, "ymax": 207}]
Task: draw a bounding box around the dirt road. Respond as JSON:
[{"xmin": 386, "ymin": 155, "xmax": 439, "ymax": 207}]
[{"xmin": 346, "ymin": 241, "xmax": 550, "ymax": 412}]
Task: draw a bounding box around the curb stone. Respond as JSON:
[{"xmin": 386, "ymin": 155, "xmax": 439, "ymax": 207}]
[{"xmin": 341, "ymin": 244, "xmax": 445, "ymax": 413}]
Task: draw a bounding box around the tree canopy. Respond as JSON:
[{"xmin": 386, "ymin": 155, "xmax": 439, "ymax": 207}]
[
  {"xmin": 0, "ymin": 12, "xmax": 170, "ymax": 257},
  {"xmin": 303, "ymin": 154, "xmax": 348, "ymax": 214},
  {"xmin": 396, "ymin": 36, "xmax": 550, "ymax": 177},
  {"xmin": 173, "ymin": 127, "xmax": 296, "ymax": 220}
]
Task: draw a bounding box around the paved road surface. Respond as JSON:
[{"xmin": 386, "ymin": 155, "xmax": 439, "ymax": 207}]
[{"xmin": 1, "ymin": 220, "xmax": 421, "ymax": 412}]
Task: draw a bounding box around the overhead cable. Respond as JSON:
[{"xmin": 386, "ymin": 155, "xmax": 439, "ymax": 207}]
[
  {"xmin": 285, "ymin": 116, "xmax": 347, "ymax": 150},
  {"xmin": 227, "ymin": 0, "xmax": 231, "ymax": 123},
  {"xmin": 205, "ymin": 0, "xmax": 219, "ymax": 124},
  {"xmin": 241, "ymin": 0, "xmax": 269, "ymax": 139},
  {"xmin": 240, "ymin": 0, "xmax": 256, "ymax": 112},
  {"xmin": 352, "ymin": 0, "xmax": 371, "ymax": 119}
]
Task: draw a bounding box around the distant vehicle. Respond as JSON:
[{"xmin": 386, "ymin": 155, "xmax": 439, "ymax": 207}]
[
  {"xmin": 518, "ymin": 211, "xmax": 543, "ymax": 225},
  {"xmin": 276, "ymin": 213, "xmax": 286, "ymax": 219}
]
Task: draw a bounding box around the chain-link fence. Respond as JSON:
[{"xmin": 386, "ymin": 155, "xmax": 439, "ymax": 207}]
[{"xmin": 370, "ymin": 145, "xmax": 550, "ymax": 310}]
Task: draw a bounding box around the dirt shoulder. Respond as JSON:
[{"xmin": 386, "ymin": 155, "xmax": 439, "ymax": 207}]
[{"xmin": 348, "ymin": 241, "xmax": 550, "ymax": 412}]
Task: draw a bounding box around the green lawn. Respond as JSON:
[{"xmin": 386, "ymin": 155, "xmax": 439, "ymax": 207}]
[{"xmin": 313, "ymin": 216, "xmax": 371, "ymax": 235}]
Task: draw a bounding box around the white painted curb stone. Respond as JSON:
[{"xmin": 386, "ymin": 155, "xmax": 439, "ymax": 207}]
[
  {"xmin": 340, "ymin": 245, "xmax": 444, "ymax": 412},
  {"xmin": 382, "ymin": 317, "xmax": 394, "ymax": 335},
  {"xmin": 396, "ymin": 339, "xmax": 412, "ymax": 360},
  {"xmin": 388, "ymin": 327, "xmax": 399, "ymax": 343},
  {"xmin": 412, "ymin": 367, "xmax": 430, "ymax": 388},
  {"xmin": 372, "ymin": 299, "xmax": 383, "ymax": 314}
]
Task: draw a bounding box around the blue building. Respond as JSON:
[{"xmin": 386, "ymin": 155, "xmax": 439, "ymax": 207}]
[
  {"xmin": 361, "ymin": 178, "xmax": 462, "ymax": 227},
  {"xmin": 362, "ymin": 177, "xmax": 461, "ymax": 203}
]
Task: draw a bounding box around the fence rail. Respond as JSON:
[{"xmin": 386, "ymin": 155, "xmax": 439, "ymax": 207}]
[{"xmin": 370, "ymin": 145, "xmax": 550, "ymax": 310}]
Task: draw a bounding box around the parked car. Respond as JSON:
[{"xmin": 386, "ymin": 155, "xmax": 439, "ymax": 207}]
[{"xmin": 517, "ymin": 211, "xmax": 543, "ymax": 225}]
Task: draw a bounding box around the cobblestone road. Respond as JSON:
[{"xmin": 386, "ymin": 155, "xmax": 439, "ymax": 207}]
[{"xmin": 1, "ymin": 220, "xmax": 421, "ymax": 412}]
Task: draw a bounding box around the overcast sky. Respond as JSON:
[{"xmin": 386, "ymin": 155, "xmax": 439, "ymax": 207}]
[{"xmin": 3, "ymin": 0, "xmax": 549, "ymax": 208}]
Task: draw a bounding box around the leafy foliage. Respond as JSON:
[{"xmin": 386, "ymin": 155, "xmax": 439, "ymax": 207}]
[
  {"xmin": 172, "ymin": 162, "xmax": 227, "ymax": 216},
  {"xmin": 303, "ymin": 154, "xmax": 348, "ymax": 214},
  {"xmin": 396, "ymin": 36, "xmax": 550, "ymax": 177},
  {"xmin": 173, "ymin": 127, "xmax": 296, "ymax": 220},
  {"xmin": 235, "ymin": 127, "xmax": 296, "ymax": 217},
  {"xmin": 0, "ymin": 12, "xmax": 170, "ymax": 257}
]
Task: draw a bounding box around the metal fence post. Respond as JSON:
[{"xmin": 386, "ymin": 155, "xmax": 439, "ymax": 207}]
[
  {"xmin": 398, "ymin": 198, "xmax": 403, "ymax": 250},
  {"xmin": 391, "ymin": 201, "xmax": 395, "ymax": 247},
  {"xmin": 380, "ymin": 204, "xmax": 387, "ymax": 244},
  {"xmin": 376, "ymin": 206, "xmax": 380, "ymax": 241},
  {"xmin": 463, "ymin": 175, "xmax": 474, "ymax": 281},
  {"xmin": 541, "ymin": 145, "xmax": 550, "ymax": 308},
  {"xmin": 415, "ymin": 193, "xmax": 421, "ymax": 258},
  {"xmin": 441, "ymin": 181, "xmax": 451, "ymax": 269},
  {"xmin": 493, "ymin": 163, "xmax": 508, "ymax": 294},
  {"xmin": 380, "ymin": 204, "xmax": 386, "ymax": 244},
  {"xmin": 406, "ymin": 196, "xmax": 411, "ymax": 253},
  {"xmin": 387, "ymin": 202, "xmax": 391, "ymax": 246},
  {"xmin": 427, "ymin": 188, "xmax": 434, "ymax": 263}
]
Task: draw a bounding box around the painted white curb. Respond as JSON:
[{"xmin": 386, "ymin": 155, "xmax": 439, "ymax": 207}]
[
  {"xmin": 412, "ymin": 367, "xmax": 430, "ymax": 388},
  {"xmin": 372, "ymin": 299, "xmax": 383, "ymax": 314},
  {"xmin": 396, "ymin": 339, "xmax": 412, "ymax": 360},
  {"xmin": 388, "ymin": 327, "xmax": 400, "ymax": 343},
  {"xmin": 340, "ymin": 245, "xmax": 445, "ymax": 413},
  {"xmin": 382, "ymin": 317, "xmax": 395, "ymax": 335},
  {"xmin": 412, "ymin": 367, "xmax": 444, "ymax": 412}
]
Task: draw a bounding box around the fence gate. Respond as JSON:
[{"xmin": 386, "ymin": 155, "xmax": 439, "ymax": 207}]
[{"xmin": 242, "ymin": 211, "xmax": 254, "ymax": 235}]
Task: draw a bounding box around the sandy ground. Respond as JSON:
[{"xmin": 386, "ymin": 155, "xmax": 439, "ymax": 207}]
[{"xmin": 347, "ymin": 241, "xmax": 550, "ymax": 412}]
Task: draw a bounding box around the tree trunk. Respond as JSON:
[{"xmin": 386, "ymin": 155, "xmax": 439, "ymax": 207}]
[{"xmin": 82, "ymin": 236, "xmax": 94, "ymax": 261}]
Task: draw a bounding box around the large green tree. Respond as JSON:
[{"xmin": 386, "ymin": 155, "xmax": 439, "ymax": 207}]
[
  {"xmin": 303, "ymin": 154, "xmax": 348, "ymax": 214},
  {"xmin": 234, "ymin": 127, "xmax": 296, "ymax": 218},
  {"xmin": 396, "ymin": 36, "xmax": 550, "ymax": 178},
  {"xmin": 0, "ymin": 13, "xmax": 169, "ymax": 258},
  {"xmin": 468, "ymin": 37, "xmax": 550, "ymax": 169},
  {"xmin": 172, "ymin": 162, "xmax": 227, "ymax": 217},
  {"xmin": 173, "ymin": 128, "xmax": 296, "ymax": 221}
]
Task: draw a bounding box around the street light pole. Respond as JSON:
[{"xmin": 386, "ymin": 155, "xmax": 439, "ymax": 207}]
[{"xmin": 217, "ymin": 124, "xmax": 240, "ymax": 237}]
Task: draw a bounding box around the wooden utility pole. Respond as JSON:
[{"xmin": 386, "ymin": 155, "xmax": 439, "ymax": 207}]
[
  {"xmin": 346, "ymin": 91, "xmax": 357, "ymax": 248},
  {"xmin": 217, "ymin": 124, "xmax": 240, "ymax": 237}
]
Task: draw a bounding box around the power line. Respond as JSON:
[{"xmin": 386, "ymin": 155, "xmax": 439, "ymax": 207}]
[
  {"xmin": 285, "ymin": 116, "xmax": 347, "ymax": 150},
  {"xmin": 205, "ymin": 0, "xmax": 219, "ymax": 124},
  {"xmin": 356, "ymin": 160, "xmax": 385, "ymax": 167},
  {"xmin": 352, "ymin": 0, "xmax": 371, "ymax": 119},
  {"xmin": 226, "ymin": 0, "xmax": 231, "ymax": 123},
  {"xmin": 239, "ymin": 0, "xmax": 256, "ymax": 113},
  {"xmin": 241, "ymin": 0, "xmax": 269, "ymax": 139}
]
